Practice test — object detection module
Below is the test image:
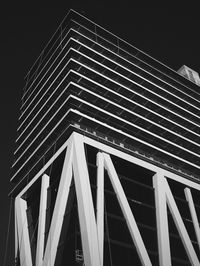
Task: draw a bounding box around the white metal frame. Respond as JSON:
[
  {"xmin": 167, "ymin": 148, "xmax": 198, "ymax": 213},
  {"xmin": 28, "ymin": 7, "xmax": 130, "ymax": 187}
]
[
  {"xmin": 16, "ymin": 78, "xmax": 200, "ymax": 158},
  {"xmin": 153, "ymin": 174, "xmax": 200, "ymax": 266},
  {"xmin": 14, "ymin": 132, "xmax": 200, "ymax": 265},
  {"xmin": 68, "ymin": 42, "xmax": 200, "ymax": 119},
  {"xmin": 14, "ymin": 90, "xmax": 200, "ymax": 170},
  {"xmin": 184, "ymin": 188, "xmax": 200, "ymax": 250},
  {"xmin": 15, "ymin": 197, "xmax": 33, "ymax": 266},
  {"xmin": 12, "ymin": 105, "xmax": 200, "ymax": 182}
]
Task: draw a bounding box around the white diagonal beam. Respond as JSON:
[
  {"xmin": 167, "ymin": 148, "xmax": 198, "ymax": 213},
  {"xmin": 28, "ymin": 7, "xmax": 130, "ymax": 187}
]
[
  {"xmin": 164, "ymin": 178, "xmax": 200, "ymax": 265},
  {"xmin": 103, "ymin": 153, "xmax": 152, "ymax": 266},
  {"xmin": 96, "ymin": 152, "xmax": 104, "ymax": 266},
  {"xmin": 15, "ymin": 197, "xmax": 33, "ymax": 266},
  {"xmin": 42, "ymin": 139, "xmax": 73, "ymax": 266},
  {"xmin": 184, "ymin": 188, "xmax": 200, "ymax": 250},
  {"xmin": 72, "ymin": 133, "xmax": 101, "ymax": 266},
  {"xmin": 153, "ymin": 172, "xmax": 171, "ymax": 266},
  {"xmin": 36, "ymin": 174, "xmax": 50, "ymax": 266}
]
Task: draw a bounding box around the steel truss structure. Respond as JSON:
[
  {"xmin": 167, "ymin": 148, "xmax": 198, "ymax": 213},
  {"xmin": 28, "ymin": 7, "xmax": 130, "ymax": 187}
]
[
  {"xmin": 15, "ymin": 132, "xmax": 200, "ymax": 266},
  {"xmin": 11, "ymin": 9, "xmax": 200, "ymax": 266}
]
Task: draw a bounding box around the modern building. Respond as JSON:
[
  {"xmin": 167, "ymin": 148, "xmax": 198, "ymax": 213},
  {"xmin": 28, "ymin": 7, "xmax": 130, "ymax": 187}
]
[{"xmin": 10, "ymin": 9, "xmax": 200, "ymax": 266}]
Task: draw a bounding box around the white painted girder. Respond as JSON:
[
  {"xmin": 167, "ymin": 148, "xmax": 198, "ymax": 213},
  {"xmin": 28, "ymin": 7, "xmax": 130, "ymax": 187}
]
[
  {"xmin": 184, "ymin": 188, "xmax": 200, "ymax": 251},
  {"xmin": 96, "ymin": 152, "xmax": 105, "ymax": 266},
  {"xmin": 153, "ymin": 173, "xmax": 171, "ymax": 266},
  {"xmin": 72, "ymin": 133, "xmax": 101, "ymax": 266},
  {"xmin": 103, "ymin": 153, "xmax": 152, "ymax": 266},
  {"xmin": 42, "ymin": 138, "xmax": 73, "ymax": 266},
  {"xmin": 15, "ymin": 197, "xmax": 33, "ymax": 266},
  {"xmin": 154, "ymin": 174, "xmax": 200, "ymax": 266},
  {"xmin": 36, "ymin": 174, "xmax": 50, "ymax": 266},
  {"xmin": 14, "ymin": 132, "xmax": 200, "ymax": 266}
]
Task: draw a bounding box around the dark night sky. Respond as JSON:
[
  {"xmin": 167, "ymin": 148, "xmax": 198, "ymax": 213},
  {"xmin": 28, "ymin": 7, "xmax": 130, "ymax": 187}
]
[{"xmin": 1, "ymin": 1, "xmax": 200, "ymax": 265}]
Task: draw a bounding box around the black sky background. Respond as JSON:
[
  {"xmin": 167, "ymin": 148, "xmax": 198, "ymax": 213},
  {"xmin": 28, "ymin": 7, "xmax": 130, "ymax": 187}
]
[{"xmin": 1, "ymin": 1, "xmax": 200, "ymax": 265}]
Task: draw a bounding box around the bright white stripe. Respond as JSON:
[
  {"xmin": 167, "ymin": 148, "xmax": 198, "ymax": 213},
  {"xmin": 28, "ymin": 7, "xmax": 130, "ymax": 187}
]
[
  {"xmin": 72, "ymin": 17, "xmax": 200, "ymax": 104},
  {"xmin": 21, "ymin": 28, "xmax": 72, "ymax": 108},
  {"xmin": 42, "ymin": 140, "xmax": 74, "ymax": 266},
  {"xmin": 13, "ymin": 93, "xmax": 200, "ymax": 170},
  {"xmin": 12, "ymin": 107, "xmax": 73, "ymax": 180},
  {"xmin": 71, "ymin": 46, "xmax": 200, "ymax": 121},
  {"xmin": 71, "ymin": 71, "xmax": 200, "ymax": 139},
  {"xmin": 164, "ymin": 178, "xmax": 200, "ymax": 265},
  {"xmin": 15, "ymin": 80, "xmax": 200, "ymax": 159},
  {"xmin": 11, "ymin": 133, "xmax": 71, "ymax": 189},
  {"xmin": 19, "ymin": 33, "xmax": 200, "ymax": 134},
  {"xmin": 70, "ymin": 83, "xmax": 200, "ymax": 148},
  {"xmin": 35, "ymin": 174, "xmax": 49, "ymax": 266},
  {"xmin": 13, "ymin": 96, "xmax": 73, "ymax": 167},
  {"xmin": 18, "ymin": 37, "xmax": 76, "ymax": 125},
  {"xmin": 72, "ymin": 32, "xmax": 200, "ymax": 115},
  {"xmin": 17, "ymin": 58, "xmax": 200, "ymax": 146},
  {"xmin": 82, "ymin": 134, "xmax": 200, "ymax": 188},
  {"xmin": 153, "ymin": 173, "xmax": 171, "ymax": 266},
  {"xmin": 11, "ymin": 131, "xmax": 200, "ymax": 195},
  {"xmin": 15, "ymin": 81, "xmax": 72, "ymax": 153},
  {"xmin": 65, "ymin": 58, "xmax": 200, "ymax": 130},
  {"xmin": 96, "ymin": 152, "xmax": 104, "ymax": 266},
  {"xmin": 104, "ymin": 153, "xmax": 152, "ymax": 265},
  {"xmin": 184, "ymin": 188, "xmax": 200, "ymax": 250},
  {"xmin": 21, "ymin": 15, "xmax": 200, "ymax": 130},
  {"xmin": 12, "ymin": 108, "xmax": 200, "ymax": 182}
]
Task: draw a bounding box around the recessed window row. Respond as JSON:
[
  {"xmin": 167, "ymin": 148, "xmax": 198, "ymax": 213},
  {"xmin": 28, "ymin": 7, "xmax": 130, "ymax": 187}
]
[
  {"xmin": 12, "ymin": 109, "xmax": 80, "ymax": 181},
  {"xmin": 22, "ymin": 16, "xmax": 200, "ymax": 123},
  {"xmin": 16, "ymin": 65, "xmax": 75, "ymax": 142},
  {"xmin": 69, "ymin": 46, "xmax": 200, "ymax": 125},
  {"xmin": 14, "ymin": 87, "xmax": 75, "ymax": 158},
  {"xmin": 15, "ymin": 81, "xmax": 200, "ymax": 164},
  {"xmin": 22, "ymin": 19, "xmax": 77, "ymax": 98},
  {"xmin": 18, "ymin": 47, "xmax": 83, "ymax": 133},
  {"xmin": 70, "ymin": 29, "xmax": 200, "ymax": 113},
  {"xmin": 21, "ymin": 26, "xmax": 88, "ymax": 108},
  {"xmin": 71, "ymin": 59, "xmax": 200, "ymax": 135},
  {"xmin": 72, "ymin": 70, "xmax": 200, "ymax": 144},
  {"xmin": 22, "ymin": 94, "xmax": 200, "ymax": 167},
  {"xmin": 11, "ymin": 119, "xmax": 77, "ymax": 184},
  {"xmin": 18, "ymin": 32, "xmax": 200, "ymax": 144},
  {"xmin": 12, "ymin": 106, "xmax": 200, "ymax": 185},
  {"xmin": 14, "ymin": 95, "xmax": 81, "ymax": 168},
  {"xmin": 22, "ymin": 17, "xmax": 101, "ymax": 108},
  {"xmin": 21, "ymin": 34, "xmax": 82, "ymax": 113},
  {"xmin": 11, "ymin": 124, "xmax": 199, "ymax": 202},
  {"xmin": 15, "ymin": 80, "xmax": 96, "ymax": 156},
  {"xmin": 104, "ymin": 186, "xmax": 199, "ymax": 248},
  {"xmin": 66, "ymin": 97, "xmax": 200, "ymax": 165},
  {"xmin": 71, "ymin": 18, "xmax": 200, "ymax": 104},
  {"xmin": 17, "ymin": 59, "xmax": 92, "ymax": 142},
  {"xmin": 69, "ymin": 83, "xmax": 200, "ymax": 154},
  {"xmin": 77, "ymin": 112, "xmax": 200, "ymax": 177}
]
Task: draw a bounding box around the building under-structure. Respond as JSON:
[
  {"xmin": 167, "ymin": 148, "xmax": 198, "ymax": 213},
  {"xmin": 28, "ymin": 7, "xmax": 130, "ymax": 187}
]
[{"xmin": 11, "ymin": 9, "xmax": 200, "ymax": 266}]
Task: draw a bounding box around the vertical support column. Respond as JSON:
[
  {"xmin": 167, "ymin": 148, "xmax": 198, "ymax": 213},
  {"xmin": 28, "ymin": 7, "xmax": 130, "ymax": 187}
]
[
  {"xmin": 96, "ymin": 152, "xmax": 104, "ymax": 266},
  {"xmin": 43, "ymin": 140, "xmax": 73, "ymax": 266},
  {"xmin": 14, "ymin": 205, "xmax": 18, "ymax": 260},
  {"xmin": 103, "ymin": 153, "xmax": 152, "ymax": 266},
  {"xmin": 72, "ymin": 133, "xmax": 101, "ymax": 266},
  {"xmin": 15, "ymin": 197, "xmax": 33, "ymax": 266},
  {"xmin": 36, "ymin": 174, "xmax": 50, "ymax": 266},
  {"xmin": 184, "ymin": 188, "xmax": 200, "ymax": 250},
  {"xmin": 153, "ymin": 172, "xmax": 171, "ymax": 266}
]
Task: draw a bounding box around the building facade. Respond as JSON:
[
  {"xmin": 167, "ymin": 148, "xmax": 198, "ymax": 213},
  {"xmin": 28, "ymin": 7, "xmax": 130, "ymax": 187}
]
[{"xmin": 11, "ymin": 9, "xmax": 200, "ymax": 266}]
